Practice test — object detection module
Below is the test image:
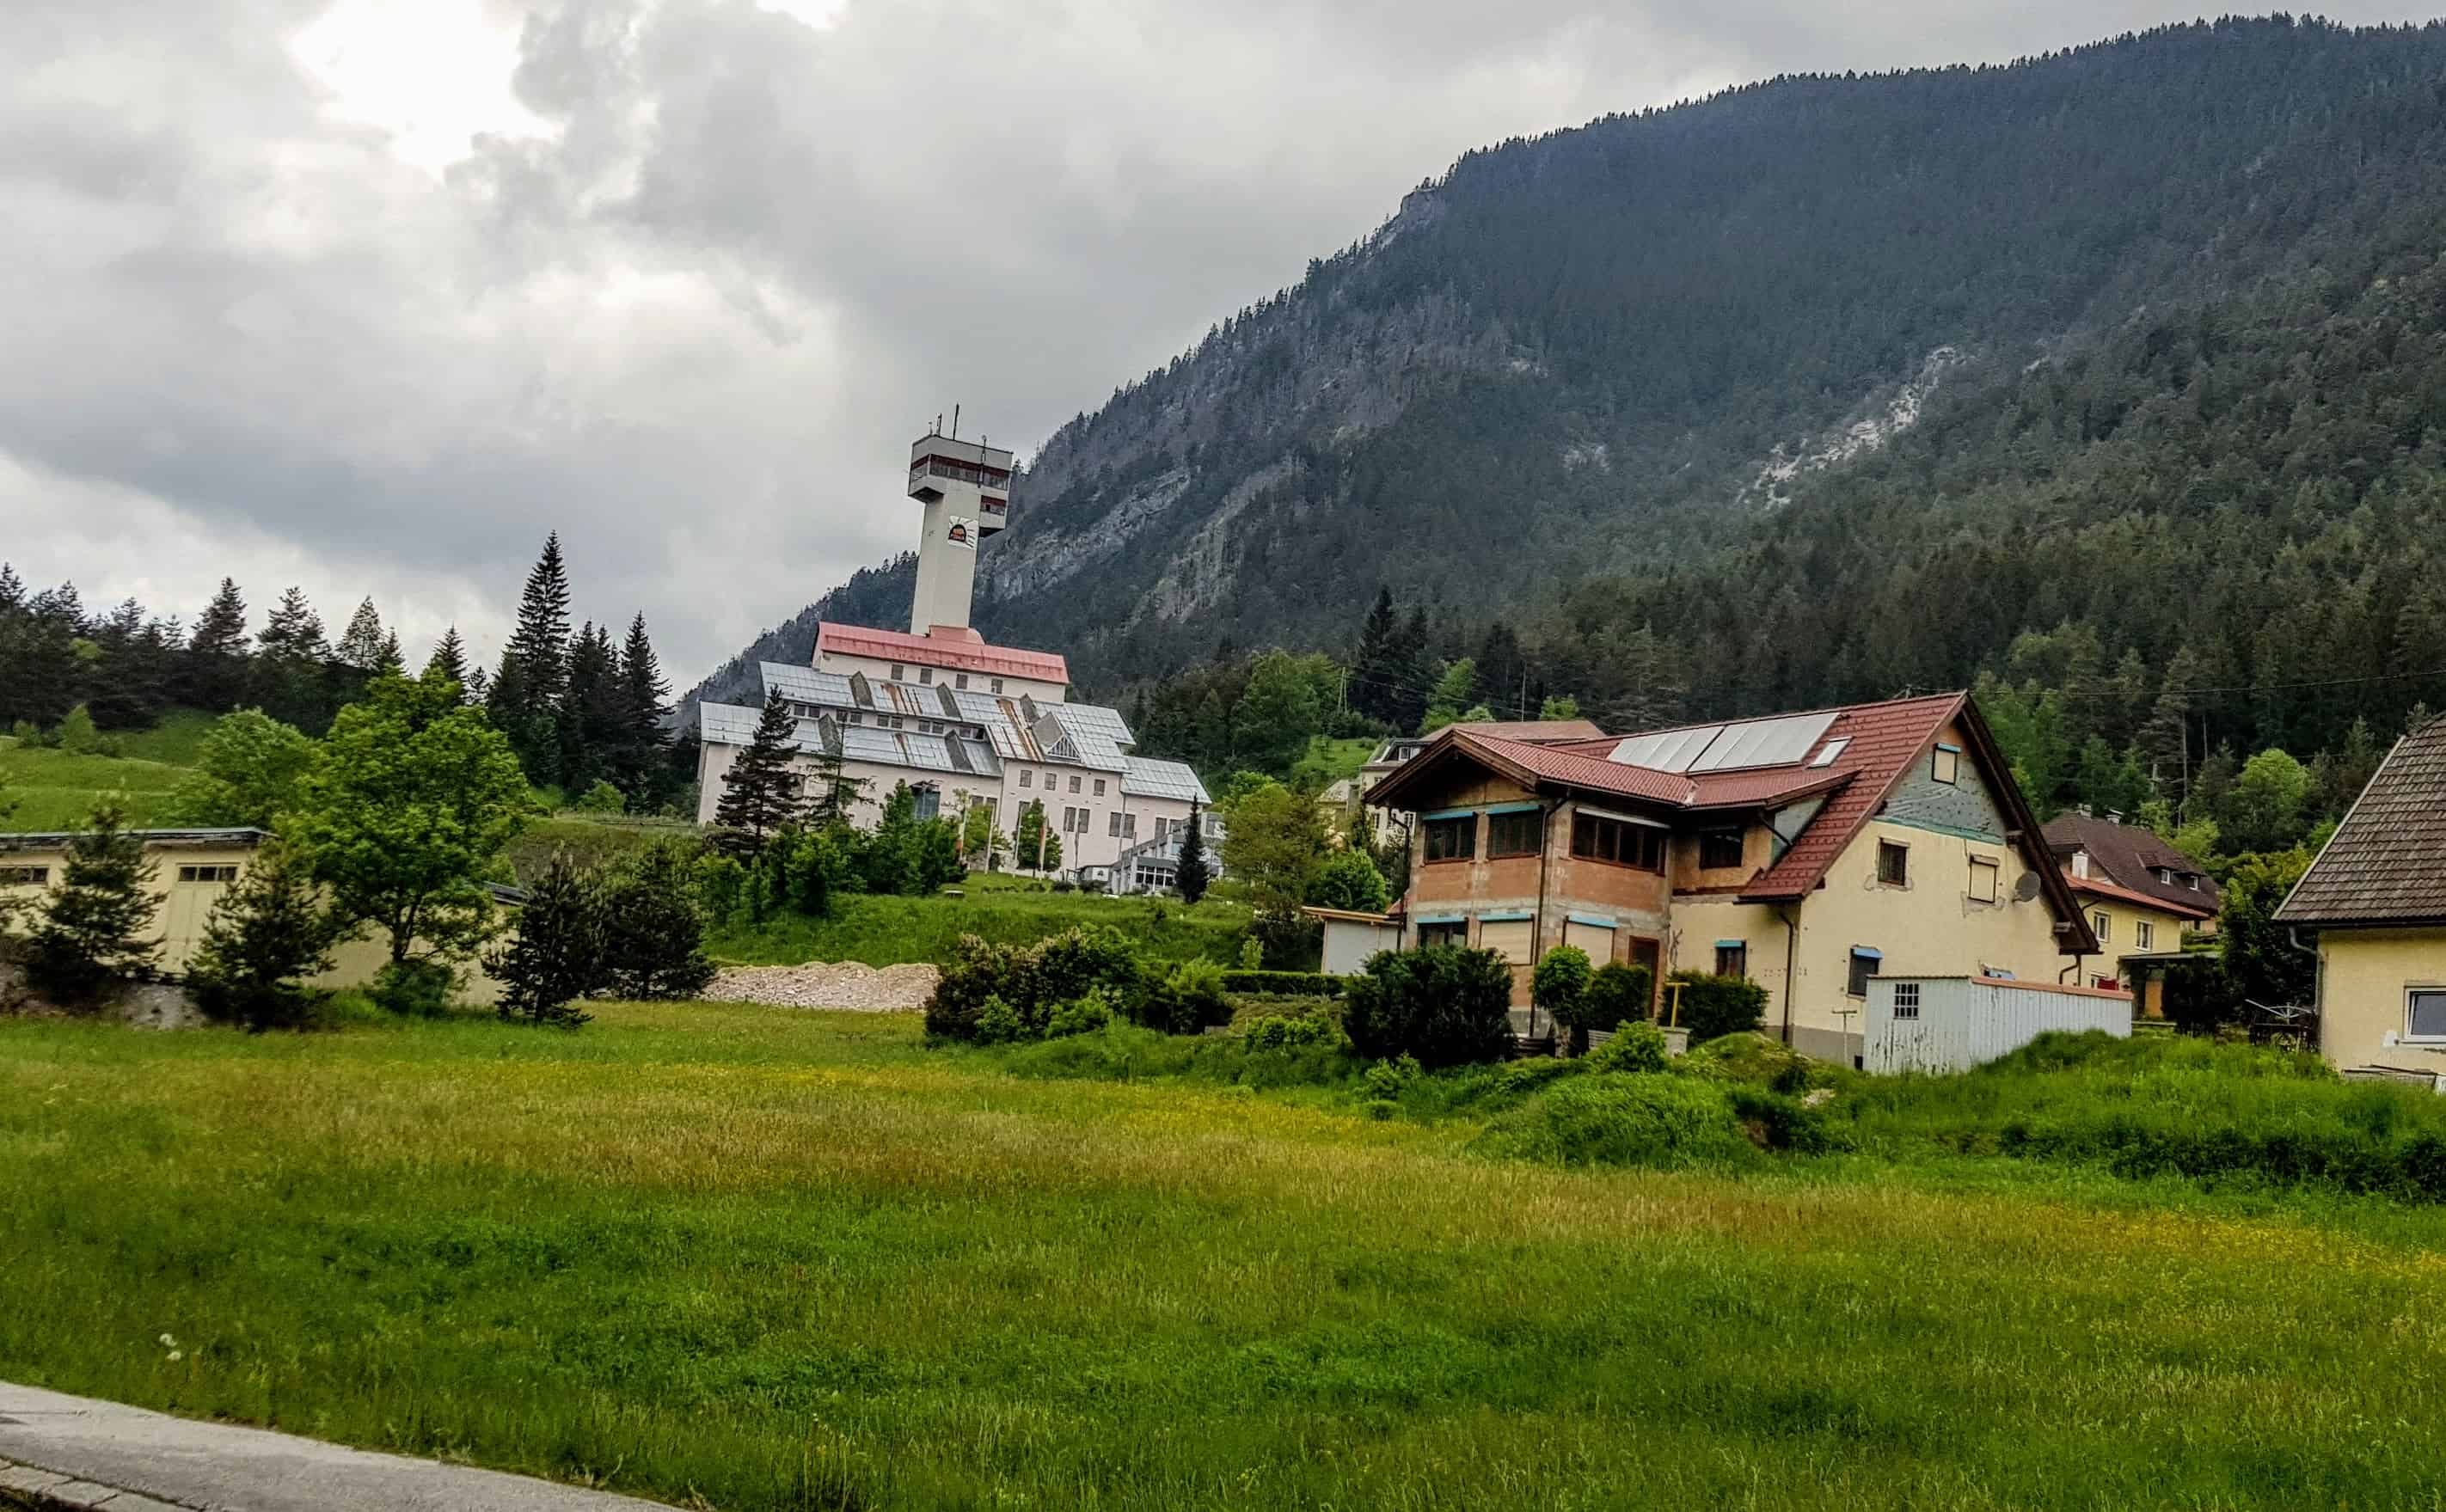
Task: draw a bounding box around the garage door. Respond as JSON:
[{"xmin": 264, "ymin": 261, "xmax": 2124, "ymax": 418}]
[
  {"xmin": 1562, "ymin": 918, "xmax": 1617, "ymax": 963},
  {"xmin": 1478, "ymin": 918, "xmax": 1536, "ymax": 964}
]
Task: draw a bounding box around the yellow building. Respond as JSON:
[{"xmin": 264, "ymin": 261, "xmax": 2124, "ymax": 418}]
[
  {"xmin": 1364, "ymin": 692, "xmax": 2099, "ymax": 1063},
  {"xmin": 1, "ymin": 826, "xmax": 510, "ymax": 1003},
  {"xmin": 2275, "ymin": 717, "xmax": 2446, "ymax": 1072}
]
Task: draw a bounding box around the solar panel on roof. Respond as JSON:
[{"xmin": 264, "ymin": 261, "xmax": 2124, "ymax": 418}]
[
  {"xmin": 1611, "ymin": 725, "xmax": 1722, "ymax": 773},
  {"xmin": 1687, "ymin": 711, "xmax": 1838, "ymax": 772}
]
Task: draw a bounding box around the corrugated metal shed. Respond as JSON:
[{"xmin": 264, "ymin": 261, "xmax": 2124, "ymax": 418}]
[{"xmin": 1863, "ymin": 976, "xmax": 2130, "ymax": 1074}]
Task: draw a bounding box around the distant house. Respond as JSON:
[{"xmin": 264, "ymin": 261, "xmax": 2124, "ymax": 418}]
[
  {"xmin": 1364, "ymin": 693, "xmax": 2098, "ymax": 1063},
  {"xmin": 2275, "ymin": 716, "xmax": 2446, "ymax": 1071},
  {"xmin": 0, "ymin": 827, "xmax": 514, "ymax": 1003},
  {"xmin": 2042, "ymin": 813, "xmax": 2220, "ymax": 1014}
]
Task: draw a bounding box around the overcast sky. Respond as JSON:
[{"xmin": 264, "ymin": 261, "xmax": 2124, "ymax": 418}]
[{"xmin": 3, "ymin": 1, "xmax": 2436, "ymax": 682}]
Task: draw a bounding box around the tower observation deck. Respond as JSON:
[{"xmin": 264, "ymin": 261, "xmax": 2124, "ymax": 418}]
[{"xmin": 906, "ymin": 429, "xmax": 1013, "ymax": 636}]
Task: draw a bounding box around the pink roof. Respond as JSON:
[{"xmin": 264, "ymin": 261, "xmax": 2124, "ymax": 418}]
[{"xmin": 815, "ymin": 622, "xmax": 1070, "ymax": 683}]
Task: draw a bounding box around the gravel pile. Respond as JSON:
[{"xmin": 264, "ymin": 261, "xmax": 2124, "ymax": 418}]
[{"xmin": 704, "ymin": 961, "xmax": 940, "ymax": 1013}]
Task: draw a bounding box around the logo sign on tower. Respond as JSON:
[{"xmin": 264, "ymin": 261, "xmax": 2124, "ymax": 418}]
[{"xmin": 946, "ymin": 517, "xmax": 978, "ymax": 549}]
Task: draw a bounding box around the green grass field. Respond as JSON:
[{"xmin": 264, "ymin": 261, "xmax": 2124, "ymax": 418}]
[
  {"xmin": 6, "ymin": 1003, "xmax": 2446, "ymax": 1510},
  {"xmin": 709, "ymin": 875, "xmax": 1252, "ymax": 967},
  {"xmin": 0, "ymin": 710, "xmax": 216, "ymax": 829}
]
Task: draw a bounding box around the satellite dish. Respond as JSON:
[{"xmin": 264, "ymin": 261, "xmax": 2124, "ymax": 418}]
[{"xmin": 2013, "ymin": 872, "xmax": 2044, "ymax": 903}]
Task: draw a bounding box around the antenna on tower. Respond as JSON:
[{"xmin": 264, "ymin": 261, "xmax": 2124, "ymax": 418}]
[{"xmin": 951, "ymin": 403, "xmax": 961, "ymax": 439}]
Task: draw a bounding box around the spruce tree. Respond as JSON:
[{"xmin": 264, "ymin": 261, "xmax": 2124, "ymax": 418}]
[
  {"xmin": 254, "ymin": 586, "xmax": 328, "ymax": 729},
  {"xmin": 424, "ymin": 627, "xmax": 470, "ymax": 691},
  {"xmin": 600, "ymin": 842, "xmax": 715, "ymax": 1000},
  {"xmin": 558, "ymin": 621, "xmax": 619, "ymax": 796},
  {"xmin": 376, "ymin": 629, "xmax": 403, "ymax": 675},
  {"xmin": 483, "ymin": 854, "xmax": 602, "ymax": 1025},
  {"xmin": 616, "ymin": 614, "xmax": 671, "ymax": 804},
  {"xmin": 26, "ymin": 803, "xmax": 162, "ymax": 1006},
  {"xmin": 1350, "ymin": 585, "xmax": 1399, "ymax": 723},
  {"xmin": 186, "ymin": 838, "xmax": 346, "ymax": 1030},
  {"xmin": 187, "ymin": 578, "xmax": 249, "ymax": 710},
  {"xmin": 713, "ymin": 690, "xmax": 803, "ymax": 845},
  {"xmin": 1175, "ymin": 804, "xmax": 1211, "ymax": 904},
  {"xmin": 490, "ymin": 533, "xmax": 572, "ymax": 784},
  {"xmin": 334, "ymin": 597, "xmax": 387, "ymax": 670}
]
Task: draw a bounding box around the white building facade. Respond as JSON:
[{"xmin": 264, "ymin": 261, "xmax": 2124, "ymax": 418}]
[{"xmin": 693, "ymin": 425, "xmax": 1210, "ymax": 878}]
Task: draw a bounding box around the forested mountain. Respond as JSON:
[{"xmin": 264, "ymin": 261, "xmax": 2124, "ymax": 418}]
[{"xmin": 701, "ymin": 17, "xmax": 2446, "ymax": 791}]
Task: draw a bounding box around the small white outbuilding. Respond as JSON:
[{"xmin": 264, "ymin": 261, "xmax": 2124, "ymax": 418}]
[
  {"xmin": 1861, "ymin": 976, "xmax": 2131, "ymax": 1074},
  {"xmin": 1303, "ymin": 907, "xmax": 1405, "ymax": 976}
]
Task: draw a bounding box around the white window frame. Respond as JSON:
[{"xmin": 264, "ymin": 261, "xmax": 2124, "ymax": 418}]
[
  {"xmin": 1891, "ymin": 981, "xmax": 1921, "ymax": 1019},
  {"xmin": 2092, "ymin": 911, "xmax": 2111, "ymax": 944},
  {"xmin": 2406, "ymin": 987, "xmax": 2446, "ymax": 1044},
  {"xmin": 2136, "ymin": 920, "xmax": 2155, "ymax": 952}
]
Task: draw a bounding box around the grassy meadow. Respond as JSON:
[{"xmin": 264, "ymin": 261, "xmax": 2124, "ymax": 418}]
[
  {"xmin": 0, "ymin": 710, "xmax": 218, "ymax": 829},
  {"xmin": 7, "ymin": 1003, "xmax": 2446, "ymax": 1510}
]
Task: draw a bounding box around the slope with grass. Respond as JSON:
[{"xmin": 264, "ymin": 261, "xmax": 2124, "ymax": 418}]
[
  {"xmin": 708, "ymin": 872, "xmax": 1252, "ymax": 968},
  {"xmin": 6, "ymin": 1004, "xmax": 2446, "ymax": 1510}
]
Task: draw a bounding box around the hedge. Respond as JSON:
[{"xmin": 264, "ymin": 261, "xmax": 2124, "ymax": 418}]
[{"xmin": 1221, "ymin": 970, "xmax": 1345, "ymax": 998}]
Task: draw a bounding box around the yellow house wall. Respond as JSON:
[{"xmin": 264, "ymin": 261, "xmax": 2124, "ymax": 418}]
[
  {"xmin": 2317, "ymin": 927, "xmax": 2446, "ymax": 1071},
  {"xmin": 1666, "ymin": 894, "xmax": 1792, "ymax": 1026},
  {"xmin": 1784, "ymin": 818, "xmax": 2076, "ymax": 1062},
  {"xmin": 3, "ymin": 836, "xmax": 510, "ymax": 1006}
]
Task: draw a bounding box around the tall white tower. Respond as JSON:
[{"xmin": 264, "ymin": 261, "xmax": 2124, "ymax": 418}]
[{"xmin": 905, "ymin": 428, "xmax": 1013, "ymax": 637}]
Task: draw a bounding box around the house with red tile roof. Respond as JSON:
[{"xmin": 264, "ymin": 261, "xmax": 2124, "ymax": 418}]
[{"xmin": 1364, "ymin": 691, "xmax": 2098, "ymax": 1062}]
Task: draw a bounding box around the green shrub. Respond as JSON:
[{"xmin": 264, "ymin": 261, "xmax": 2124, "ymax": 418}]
[
  {"xmin": 1473, "ymin": 1075, "xmax": 1761, "ymax": 1170},
  {"xmin": 972, "ymin": 995, "xmax": 1028, "ymax": 1044},
  {"xmin": 925, "ymin": 927, "xmax": 1144, "ymax": 1041},
  {"xmin": 1532, "ymin": 944, "xmax": 1595, "ymax": 1052},
  {"xmin": 1238, "ymin": 936, "xmax": 1265, "ymax": 970},
  {"xmin": 1140, "ymin": 957, "xmax": 1231, "ymax": 1034},
  {"xmin": 1341, "ymin": 945, "xmax": 1516, "ymax": 1068},
  {"xmin": 1726, "ymin": 1085, "xmax": 1848, "ymax": 1154},
  {"xmin": 1589, "ymin": 1019, "xmax": 1670, "ymax": 1074},
  {"xmin": 1220, "ymin": 969, "xmax": 1345, "ymax": 997},
  {"xmin": 1045, "ymin": 989, "xmax": 1117, "ymax": 1038},
  {"xmin": 573, "ymin": 780, "xmax": 627, "ymax": 814},
  {"xmin": 55, "ymin": 704, "xmax": 102, "ymax": 756},
  {"xmin": 1666, "ymin": 970, "xmax": 1767, "ymax": 1041},
  {"xmin": 1585, "ymin": 962, "xmax": 1653, "ymax": 1028},
  {"xmin": 1676, "ymin": 1031, "xmax": 1824, "ymax": 1089},
  {"xmin": 371, "ymin": 959, "xmax": 457, "ymax": 1018},
  {"xmin": 1361, "ymin": 1055, "xmax": 1421, "ymax": 1100},
  {"xmin": 1244, "ymin": 1013, "xmax": 1348, "ymax": 1053}
]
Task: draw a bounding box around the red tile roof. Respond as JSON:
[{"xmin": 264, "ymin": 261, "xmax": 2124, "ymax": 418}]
[
  {"xmin": 1685, "ymin": 768, "xmax": 1854, "ymax": 811},
  {"xmin": 1448, "ymin": 729, "xmax": 1694, "ymax": 805},
  {"xmin": 815, "ymin": 622, "xmax": 1070, "ymax": 683},
  {"xmin": 1731, "ymin": 695, "xmax": 1965, "ymax": 900},
  {"xmin": 1452, "ymin": 718, "xmax": 1609, "ymax": 744},
  {"xmin": 2067, "ymin": 873, "xmax": 2216, "ymax": 921}
]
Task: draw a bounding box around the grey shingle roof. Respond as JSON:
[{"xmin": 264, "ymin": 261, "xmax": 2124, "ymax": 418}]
[
  {"xmin": 2041, "ymin": 812, "xmax": 2220, "ymax": 915},
  {"xmin": 2277, "ymin": 719, "xmax": 2446, "ymax": 926}
]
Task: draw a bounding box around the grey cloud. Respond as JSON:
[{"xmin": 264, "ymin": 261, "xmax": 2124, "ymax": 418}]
[{"xmin": 4, "ymin": 0, "xmax": 2437, "ymax": 677}]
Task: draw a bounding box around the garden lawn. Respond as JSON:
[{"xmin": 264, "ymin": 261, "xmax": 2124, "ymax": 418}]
[
  {"xmin": 0, "ymin": 745, "xmax": 190, "ymax": 829},
  {"xmin": 709, "ymin": 877, "xmax": 1251, "ymax": 968},
  {"xmin": 5, "ymin": 1003, "xmax": 2446, "ymax": 1511}
]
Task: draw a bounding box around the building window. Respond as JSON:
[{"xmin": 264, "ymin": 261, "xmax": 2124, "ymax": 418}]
[
  {"xmin": 1570, "ymin": 813, "xmax": 1664, "ymax": 871},
  {"xmin": 1933, "ymin": 744, "xmax": 1960, "ymax": 784},
  {"xmin": 1122, "ymin": 813, "xmax": 1137, "ymax": 839},
  {"xmin": 2136, "ymin": 920, "xmax": 2155, "ymax": 951},
  {"xmin": 0, "ymin": 866, "xmax": 49, "ymax": 885},
  {"xmin": 1020, "ymin": 770, "xmax": 1033, "ymax": 788},
  {"xmin": 1487, "ymin": 810, "xmax": 1542, "ymax": 858},
  {"xmin": 1968, "ymin": 856, "xmax": 2000, "ymax": 904},
  {"xmin": 2406, "ymin": 989, "xmax": 2446, "ymax": 1043},
  {"xmin": 1069, "ymin": 774, "xmax": 1082, "ymax": 794},
  {"xmin": 1108, "ymin": 811, "xmax": 1123, "ymax": 837},
  {"xmin": 1715, "ymin": 941, "xmax": 1749, "ymax": 978},
  {"xmin": 891, "ymin": 663, "xmax": 904, "ymax": 680},
  {"xmin": 1417, "ymin": 921, "xmax": 1468, "ymax": 949},
  {"xmin": 2092, "ymin": 911, "xmax": 2111, "ymax": 944},
  {"xmin": 1094, "ymin": 779, "xmax": 1107, "ymax": 798},
  {"xmin": 1892, "ymin": 981, "xmax": 1921, "ymax": 1019},
  {"xmin": 912, "ymin": 787, "xmax": 940, "ymax": 822},
  {"xmin": 1876, "ymin": 841, "xmax": 1909, "ymax": 887},
  {"xmin": 991, "ymin": 678, "xmax": 1004, "ymax": 694},
  {"xmin": 2071, "ymin": 850, "xmax": 2090, "ymax": 880},
  {"xmin": 956, "ymin": 673, "xmax": 969, "ymax": 690},
  {"xmin": 1423, "ymin": 815, "xmax": 1476, "ymax": 863},
  {"xmin": 1699, "ymin": 829, "xmax": 1744, "ymax": 870},
  {"xmin": 1848, "ymin": 949, "xmax": 1881, "ymax": 999},
  {"xmin": 177, "ymin": 865, "xmax": 241, "ymax": 884}
]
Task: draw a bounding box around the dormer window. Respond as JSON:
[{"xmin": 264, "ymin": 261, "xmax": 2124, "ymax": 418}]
[
  {"xmin": 2072, "ymin": 850, "xmax": 2090, "ymax": 880},
  {"xmin": 1810, "ymin": 738, "xmax": 1849, "ymax": 768}
]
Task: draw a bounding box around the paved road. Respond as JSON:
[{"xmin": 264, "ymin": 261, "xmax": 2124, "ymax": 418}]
[{"xmin": 0, "ymin": 1382, "xmax": 673, "ymax": 1510}]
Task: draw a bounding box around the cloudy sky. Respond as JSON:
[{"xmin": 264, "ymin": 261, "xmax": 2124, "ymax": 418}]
[{"xmin": 3, "ymin": 0, "xmax": 2433, "ymax": 682}]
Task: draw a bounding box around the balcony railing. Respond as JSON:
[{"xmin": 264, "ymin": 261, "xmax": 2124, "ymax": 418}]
[{"xmin": 910, "ymin": 457, "xmax": 1014, "ymax": 491}]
